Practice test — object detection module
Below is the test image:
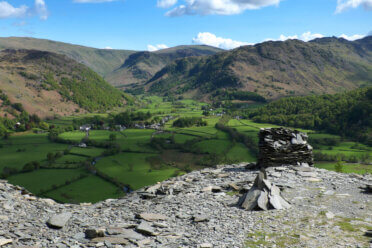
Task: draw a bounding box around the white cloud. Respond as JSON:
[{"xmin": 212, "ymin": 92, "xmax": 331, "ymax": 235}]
[
  {"xmin": 0, "ymin": 0, "xmax": 48, "ymax": 20},
  {"xmin": 278, "ymin": 34, "xmax": 298, "ymax": 41},
  {"xmin": 265, "ymin": 32, "xmax": 324, "ymax": 42},
  {"xmin": 165, "ymin": 0, "xmax": 281, "ymax": 17},
  {"xmin": 35, "ymin": 0, "xmax": 48, "ymax": 20},
  {"xmin": 336, "ymin": 0, "xmax": 372, "ymax": 13},
  {"xmin": 73, "ymin": 0, "xmax": 117, "ymax": 3},
  {"xmin": 104, "ymin": 46, "xmax": 113, "ymax": 49},
  {"xmin": 339, "ymin": 33, "xmax": 365, "ymax": 40},
  {"xmin": 0, "ymin": 1, "xmax": 28, "ymax": 19},
  {"xmin": 267, "ymin": 32, "xmax": 366, "ymax": 42},
  {"xmin": 147, "ymin": 44, "xmax": 169, "ymax": 51},
  {"xmin": 157, "ymin": 0, "xmax": 177, "ymax": 8},
  {"xmin": 192, "ymin": 32, "xmax": 252, "ymax": 49}
]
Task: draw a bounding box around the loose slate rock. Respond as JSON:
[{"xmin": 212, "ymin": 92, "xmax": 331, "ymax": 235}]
[
  {"xmin": 193, "ymin": 215, "xmax": 209, "ymax": 222},
  {"xmin": 47, "ymin": 212, "xmax": 72, "ymax": 229},
  {"xmin": 136, "ymin": 221, "xmax": 156, "ymax": 236},
  {"xmin": 0, "ymin": 239, "xmax": 12, "ymax": 246},
  {"xmin": 138, "ymin": 212, "xmax": 167, "ymax": 222},
  {"xmin": 91, "ymin": 237, "xmax": 129, "ymax": 245}
]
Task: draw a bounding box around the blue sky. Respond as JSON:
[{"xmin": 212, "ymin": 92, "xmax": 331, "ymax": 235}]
[{"xmin": 0, "ymin": 0, "xmax": 371, "ymax": 51}]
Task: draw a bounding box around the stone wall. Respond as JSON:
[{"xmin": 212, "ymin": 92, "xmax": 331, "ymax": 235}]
[{"xmin": 257, "ymin": 127, "xmax": 314, "ymax": 168}]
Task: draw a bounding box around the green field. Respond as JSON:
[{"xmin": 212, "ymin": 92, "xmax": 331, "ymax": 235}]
[
  {"xmin": 315, "ymin": 162, "xmax": 372, "ymax": 175},
  {"xmin": 7, "ymin": 168, "xmax": 86, "ymax": 194},
  {"xmin": 45, "ymin": 175, "xmax": 124, "ymax": 203},
  {"xmin": 95, "ymin": 152, "xmax": 177, "ymax": 190},
  {"xmin": 2, "ymin": 96, "xmax": 370, "ymax": 204},
  {"xmin": 0, "ymin": 133, "xmax": 68, "ymax": 171}
]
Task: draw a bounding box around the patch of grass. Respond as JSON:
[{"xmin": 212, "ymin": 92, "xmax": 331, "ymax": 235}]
[
  {"xmin": 45, "ymin": 175, "xmax": 124, "ymax": 203},
  {"xmin": 0, "ymin": 133, "xmax": 68, "ymax": 171},
  {"xmin": 315, "ymin": 162, "xmax": 372, "ymax": 174},
  {"xmin": 7, "ymin": 168, "xmax": 87, "ymax": 194},
  {"xmin": 226, "ymin": 143, "xmax": 256, "ymax": 162},
  {"xmin": 95, "ymin": 152, "xmax": 177, "ymax": 190}
]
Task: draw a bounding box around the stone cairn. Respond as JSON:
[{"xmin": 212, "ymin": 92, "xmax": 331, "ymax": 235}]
[
  {"xmin": 257, "ymin": 127, "xmax": 314, "ymax": 168},
  {"xmin": 238, "ymin": 127, "xmax": 314, "ymax": 211},
  {"xmin": 238, "ymin": 169, "xmax": 291, "ymax": 210}
]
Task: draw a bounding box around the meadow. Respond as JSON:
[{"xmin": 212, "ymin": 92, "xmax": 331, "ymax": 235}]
[{"xmin": 1, "ymin": 96, "xmax": 370, "ymax": 203}]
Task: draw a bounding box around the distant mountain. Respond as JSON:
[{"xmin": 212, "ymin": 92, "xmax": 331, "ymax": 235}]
[
  {"xmin": 145, "ymin": 36, "xmax": 372, "ymax": 101},
  {"xmin": 0, "ymin": 37, "xmax": 223, "ymax": 87},
  {"xmin": 0, "ymin": 49, "xmax": 128, "ymax": 117},
  {"xmin": 0, "ymin": 37, "xmax": 135, "ymax": 77},
  {"xmin": 105, "ymin": 45, "xmax": 223, "ymax": 87}
]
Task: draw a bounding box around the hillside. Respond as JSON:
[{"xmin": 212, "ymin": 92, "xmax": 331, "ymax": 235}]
[
  {"xmin": 0, "ymin": 37, "xmax": 135, "ymax": 77},
  {"xmin": 0, "ymin": 49, "xmax": 127, "ymax": 117},
  {"xmin": 249, "ymin": 87, "xmax": 372, "ymax": 145},
  {"xmin": 0, "ymin": 37, "xmax": 222, "ymax": 87},
  {"xmin": 104, "ymin": 45, "xmax": 223, "ymax": 87},
  {"xmin": 146, "ymin": 36, "xmax": 372, "ymax": 100}
]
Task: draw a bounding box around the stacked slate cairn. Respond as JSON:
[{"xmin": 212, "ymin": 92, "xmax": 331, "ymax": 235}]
[
  {"xmin": 238, "ymin": 169, "xmax": 291, "ymax": 210},
  {"xmin": 257, "ymin": 127, "xmax": 314, "ymax": 168},
  {"xmin": 238, "ymin": 127, "xmax": 314, "ymax": 211}
]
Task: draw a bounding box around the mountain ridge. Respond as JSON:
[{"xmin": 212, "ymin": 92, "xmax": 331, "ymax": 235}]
[
  {"xmin": 0, "ymin": 37, "xmax": 223, "ymax": 87},
  {"xmin": 145, "ymin": 36, "xmax": 372, "ymax": 100}
]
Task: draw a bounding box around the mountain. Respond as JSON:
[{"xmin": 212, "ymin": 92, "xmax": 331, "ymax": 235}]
[
  {"xmin": 145, "ymin": 36, "xmax": 372, "ymax": 101},
  {"xmin": 0, "ymin": 49, "xmax": 128, "ymax": 118},
  {"xmin": 106, "ymin": 45, "xmax": 223, "ymax": 88},
  {"xmin": 0, "ymin": 37, "xmax": 135, "ymax": 78},
  {"xmin": 0, "ymin": 37, "xmax": 223, "ymax": 87}
]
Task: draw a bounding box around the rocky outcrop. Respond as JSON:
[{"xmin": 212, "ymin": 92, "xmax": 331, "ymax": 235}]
[
  {"xmin": 258, "ymin": 128, "xmax": 314, "ymax": 168},
  {"xmin": 0, "ymin": 164, "xmax": 371, "ymax": 247}
]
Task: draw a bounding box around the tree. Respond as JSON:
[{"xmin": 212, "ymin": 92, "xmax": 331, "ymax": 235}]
[{"xmin": 109, "ymin": 133, "xmax": 117, "ymax": 141}]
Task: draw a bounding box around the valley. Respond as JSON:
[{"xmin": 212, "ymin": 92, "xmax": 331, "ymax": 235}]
[{"xmin": 0, "ymin": 96, "xmax": 370, "ymax": 204}]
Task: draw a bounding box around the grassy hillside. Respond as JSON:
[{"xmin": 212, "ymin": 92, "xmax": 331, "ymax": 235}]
[
  {"xmin": 0, "ymin": 49, "xmax": 128, "ymax": 117},
  {"xmin": 105, "ymin": 45, "xmax": 223, "ymax": 87},
  {"xmin": 249, "ymin": 87, "xmax": 372, "ymax": 145},
  {"xmin": 0, "ymin": 37, "xmax": 222, "ymax": 87},
  {"xmin": 146, "ymin": 36, "xmax": 372, "ymax": 100},
  {"xmin": 0, "ymin": 37, "xmax": 135, "ymax": 77}
]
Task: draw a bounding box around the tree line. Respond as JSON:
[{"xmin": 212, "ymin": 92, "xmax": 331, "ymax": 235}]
[{"xmin": 249, "ymin": 87, "xmax": 372, "ymax": 145}]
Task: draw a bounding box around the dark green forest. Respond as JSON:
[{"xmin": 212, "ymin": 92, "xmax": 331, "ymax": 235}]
[{"xmin": 249, "ymin": 87, "xmax": 372, "ymax": 145}]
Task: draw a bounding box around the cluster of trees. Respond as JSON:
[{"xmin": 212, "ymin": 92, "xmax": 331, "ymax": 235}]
[
  {"xmin": 173, "ymin": 117, "xmax": 207, "ymax": 128},
  {"xmin": 249, "ymin": 87, "xmax": 372, "ymax": 145},
  {"xmin": 0, "ymin": 108, "xmax": 50, "ymax": 139},
  {"xmin": 70, "ymin": 111, "xmax": 153, "ymax": 130},
  {"xmin": 212, "ymin": 90, "xmax": 267, "ymax": 103},
  {"xmin": 112, "ymin": 111, "xmax": 152, "ymax": 126}
]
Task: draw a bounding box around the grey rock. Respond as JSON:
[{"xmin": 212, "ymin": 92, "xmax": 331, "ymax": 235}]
[
  {"xmin": 47, "ymin": 212, "xmax": 72, "ymax": 229},
  {"xmin": 193, "ymin": 215, "xmax": 209, "ymax": 222},
  {"xmin": 257, "ymin": 190, "xmax": 269, "ymax": 211},
  {"xmin": 138, "ymin": 213, "xmax": 167, "ymax": 222},
  {"xmin": 136, "ymin": 222, "xmax": 156, "ymax": 236}
]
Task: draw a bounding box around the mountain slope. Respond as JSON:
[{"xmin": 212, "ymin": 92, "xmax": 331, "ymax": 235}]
[
  {"xmin": 146, "ymin": 36, "xmax": 372, "ymax": 100},
  {"xmin": 0, "ymin": 37, "xmax": 223, "ymax": 87},
  {"xmin": 0, "ymin": 37, "xmax": 135, "ymax": 78},
  {"xmin": 105, "ymin": 45, "xmax": 223, "ymax": 87},
  {"xmin": 0, "ymin": 49, "xmax": 127, "ymax": 117}
]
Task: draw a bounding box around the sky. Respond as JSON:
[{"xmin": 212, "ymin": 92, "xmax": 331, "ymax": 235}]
[{"xmin": 0, "ymin": 0, "xmax": 371, "ymax": 51}]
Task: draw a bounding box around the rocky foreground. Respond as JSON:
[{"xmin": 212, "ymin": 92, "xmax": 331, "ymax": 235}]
[{"xmin": 0, "ymin": 164, "xmax": 371, "ymax": 248}]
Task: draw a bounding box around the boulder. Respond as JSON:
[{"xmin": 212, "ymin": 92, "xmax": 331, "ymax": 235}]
[{"xmin": 46, "ymin": 212, "xmax": 72, "ymax": 229}]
